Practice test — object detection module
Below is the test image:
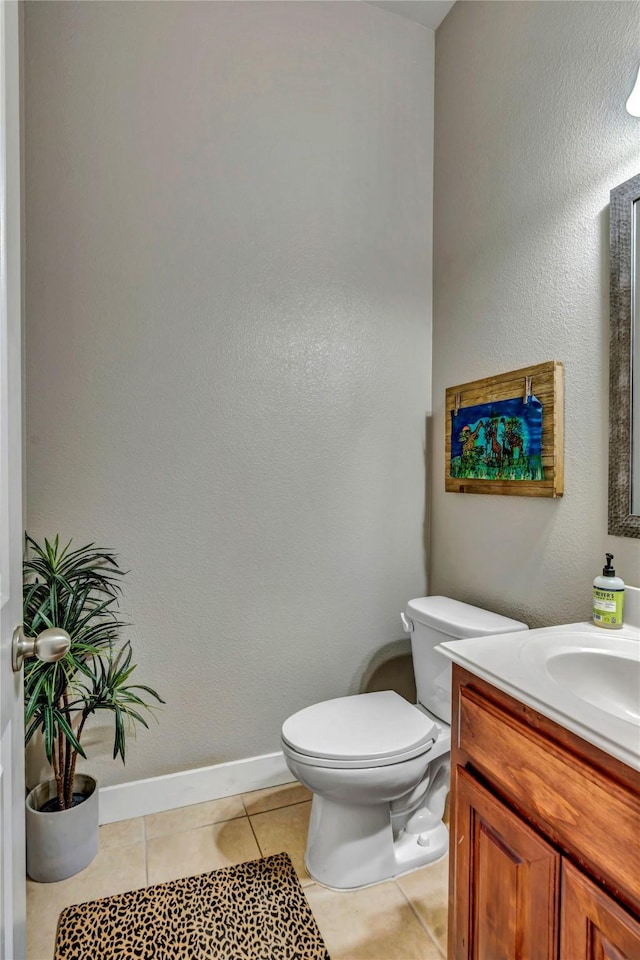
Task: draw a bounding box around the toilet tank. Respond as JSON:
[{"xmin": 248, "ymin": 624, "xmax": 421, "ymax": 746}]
[{"xmin": 403, "ymin": 596, "xmax": 528, "ymax": 724}]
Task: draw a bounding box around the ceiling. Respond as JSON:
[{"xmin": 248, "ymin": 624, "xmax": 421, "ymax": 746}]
[{"xmin": 366, "ymin": 1, "xmax": 456, "ymax": 30}]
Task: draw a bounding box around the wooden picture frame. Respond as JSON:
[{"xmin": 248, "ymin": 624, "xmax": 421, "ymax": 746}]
[{"xmin": 445, "ymin": 361, "xmax": 564, "ymax": 498}]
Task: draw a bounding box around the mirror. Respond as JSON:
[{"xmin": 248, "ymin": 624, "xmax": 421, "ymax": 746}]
[{"xmin": 609, "ymin": 172, "xmax": 640, "ymax": 537}]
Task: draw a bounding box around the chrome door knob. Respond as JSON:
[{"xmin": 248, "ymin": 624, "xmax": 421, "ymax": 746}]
[{"xmin": 12, "ymin": 626, "xmax": 71, "ymax": 672}]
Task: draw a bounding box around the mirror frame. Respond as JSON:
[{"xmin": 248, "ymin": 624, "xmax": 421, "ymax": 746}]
[{"xmin": 609, "ymin": 172, "xmax": 640, "ymax": 538}]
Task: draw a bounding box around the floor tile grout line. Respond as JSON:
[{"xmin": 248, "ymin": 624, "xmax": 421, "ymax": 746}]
[
  {"xmin": 144, "ymin": 812, "xmax": 247, "ymax": 840},
  {"xmin": 246, "ymin": 812, "xmax": 265, "ymax": 857},
  {"xmin": 133, "ymin": 785, "xmax": 311, "ymax": 833},
  {"xmin": 112, "ymin": 796, "xmax": 311, "ymax": 844},
  {"xmin": 245, "ymin": 797, "xmax": 311, "ymax": 818},
  {"xmin": 393, "ymin": 877, "xmax": 446, "ymax": 959},
  {"xmin": 142, "ymin": 814, "xmax": 149, "ymax": 886}
]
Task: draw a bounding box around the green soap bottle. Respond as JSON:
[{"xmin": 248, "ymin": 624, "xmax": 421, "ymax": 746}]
[{"xmin": 592, "ymin": 554, "xmax": 625, "ymax": 629}]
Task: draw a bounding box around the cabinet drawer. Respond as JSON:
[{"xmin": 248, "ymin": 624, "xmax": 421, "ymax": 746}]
[{"xmin": 458, "ymin": 685, "xmax": 640, "ymax": 914}]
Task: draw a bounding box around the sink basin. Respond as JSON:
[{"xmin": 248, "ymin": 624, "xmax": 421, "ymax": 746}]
[
  {"xmin": 545, "ymin": 649, "xmax": 640, "ymax": 723},
  {"xmin": 436, "ymin": 620, "xmax": 640, "ymax": 770},
  {"xmin": 520, "ymin": 630, "xmax": 640, "ymax": 726}
]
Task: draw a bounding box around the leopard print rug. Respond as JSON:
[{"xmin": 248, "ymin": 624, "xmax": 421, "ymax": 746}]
[{"xmin": 54, "ymin": 851, "xmax": 330, "ymax": 959}]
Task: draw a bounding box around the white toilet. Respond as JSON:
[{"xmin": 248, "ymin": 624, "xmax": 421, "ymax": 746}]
[{"xmin": 281, "ymin": 596, "xmax": 527, "ymax": 890}]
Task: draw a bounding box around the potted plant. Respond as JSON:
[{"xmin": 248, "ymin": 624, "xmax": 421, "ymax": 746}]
[{"xmin": 22, "ymin": 534, "xmax": 164, "ymax": 882}]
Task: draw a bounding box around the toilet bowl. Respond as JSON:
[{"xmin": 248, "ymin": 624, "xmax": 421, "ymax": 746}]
[
  {"xmin": 282, "ymin": 690, "xmax": 451, "ymax": 889},
  {"xmin": 281, "ymin": 596, "xmax": 528, "ymax": 890}
]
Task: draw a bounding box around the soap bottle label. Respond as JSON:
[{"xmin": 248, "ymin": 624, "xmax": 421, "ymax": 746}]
[{"xmin": 592, "ymin": 587, "xmax": 624, "ymax": 627}]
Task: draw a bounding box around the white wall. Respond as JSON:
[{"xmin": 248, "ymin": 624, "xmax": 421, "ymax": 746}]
[
  {"xmin": 24, "ymin": 2, "xmax": 434, "ymax": 786},
  {"xmin": 432, "ymin": 0, "xmax": 640, "ymax": 627}
]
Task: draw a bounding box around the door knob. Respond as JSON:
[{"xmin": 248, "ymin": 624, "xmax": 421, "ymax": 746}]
[{"xmin": 12, "ymin": 626, "xmax": 71, "ymax": 672}]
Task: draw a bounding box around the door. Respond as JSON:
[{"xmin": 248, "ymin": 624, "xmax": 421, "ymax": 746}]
[
  {"xmin": 0, "ymin": 1, "xmax": 26, "ymax": 958},
  {"xmin": 560, "ymin": 861, "xmax": 640, "ymax": 960},
  {"xmin": 451, "ymin": 766, "xmax": 560, "ymax": 960}
]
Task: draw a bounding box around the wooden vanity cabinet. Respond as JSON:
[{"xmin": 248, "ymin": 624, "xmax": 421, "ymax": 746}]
[{"xmin": 448, "ymin": 665, "xmax": 640, "ymax": 960}]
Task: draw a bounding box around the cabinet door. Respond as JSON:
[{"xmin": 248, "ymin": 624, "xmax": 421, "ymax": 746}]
[
  {"xmin": 450, "ymin": 766, "xmax": 560, "ymax": 960},
  {"xmin": 560, "ymin": 860, "xmax": 640, "ymax": 959}
]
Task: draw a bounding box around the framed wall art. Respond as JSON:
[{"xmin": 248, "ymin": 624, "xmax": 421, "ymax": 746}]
[{"xmin": 445, "ymin": 360, "xmax": 564, "ymax": 498}]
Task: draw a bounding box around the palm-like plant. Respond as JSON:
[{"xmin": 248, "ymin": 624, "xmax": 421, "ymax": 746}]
[{"xmin": 23, "ymin": 534, "xmax": 164, "ymax": 811}]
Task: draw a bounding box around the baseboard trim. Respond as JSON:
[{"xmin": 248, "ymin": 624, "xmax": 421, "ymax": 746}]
[{"xmin": 98, "ymin": 752, "xmax": 294, "ymax": 824}]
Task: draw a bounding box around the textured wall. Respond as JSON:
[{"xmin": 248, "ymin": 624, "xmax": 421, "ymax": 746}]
[
  {"xmin": 432, "ymin": 0, "xmax": 640, "ymax": 627},
  {"xmin": 24, "ymin": 2, "xmax": 433, "ymax": 785}
]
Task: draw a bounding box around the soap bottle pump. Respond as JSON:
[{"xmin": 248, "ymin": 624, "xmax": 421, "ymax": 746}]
[{"xmin": 592, "ymin": 554, "xmax": 625, "ymax": 629}]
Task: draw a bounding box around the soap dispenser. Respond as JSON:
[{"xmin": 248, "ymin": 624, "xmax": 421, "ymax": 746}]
[{"xmin": 592, "ymin": 554, "xmax": 625, "ymax": 629}]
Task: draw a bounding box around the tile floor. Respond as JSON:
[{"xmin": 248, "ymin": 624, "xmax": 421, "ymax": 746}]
[{"xmin": 27, "ymin": 782, "xmax": 448, "ymax": 960}]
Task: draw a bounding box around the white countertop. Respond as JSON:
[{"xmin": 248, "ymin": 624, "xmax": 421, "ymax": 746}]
[{"xmin": 436, "ymin": 619, "xmax": 640, "ymax": 771}]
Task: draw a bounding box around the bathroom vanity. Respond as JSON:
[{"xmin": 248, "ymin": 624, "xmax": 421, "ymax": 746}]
[{"xmin": 437, "ymin": 620, "xmax": 640, "ymax": 959}]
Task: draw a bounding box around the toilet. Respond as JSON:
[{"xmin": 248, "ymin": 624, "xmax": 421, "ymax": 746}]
[{"xmin": 281, "ymin": 596, "xmax": 528, "ymax": 890}]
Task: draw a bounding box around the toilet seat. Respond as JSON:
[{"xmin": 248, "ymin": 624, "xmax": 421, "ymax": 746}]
[{"xmin": 281, "ymin": 691, "xmax": 438, "ymax": 769}]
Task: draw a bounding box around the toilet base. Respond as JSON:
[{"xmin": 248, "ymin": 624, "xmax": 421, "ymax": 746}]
[
  {"xmin": 304, "ymin": 794, "xmax": 449, "ymax": 890},
  {"xmin": 393, "ymin": 818, "xmax": 449, "ymax": 874}
]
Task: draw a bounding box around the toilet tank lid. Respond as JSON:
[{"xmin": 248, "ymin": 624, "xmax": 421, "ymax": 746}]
[
  {"xmin": 406, "ymin": 596, "xmax": 528, "ymax": 639},
  {"xmin": 281, "ymin": 691, "xmax": 437, "ymax": 763}
]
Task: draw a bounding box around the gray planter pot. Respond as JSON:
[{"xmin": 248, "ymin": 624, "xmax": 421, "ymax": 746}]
[{"xmin": 26, "ymin": 773, "xmax": 99, "ymax": 882}]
